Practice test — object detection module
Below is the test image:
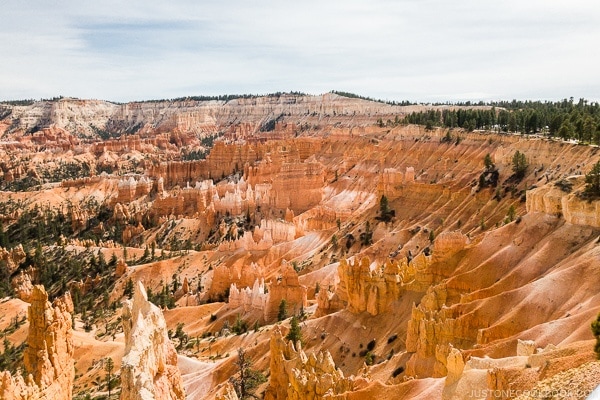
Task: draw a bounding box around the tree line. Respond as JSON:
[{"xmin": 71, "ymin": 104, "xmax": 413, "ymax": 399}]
[{"xmin": 403, "ymin": 98, "xmax": 600, "ymax": 143}]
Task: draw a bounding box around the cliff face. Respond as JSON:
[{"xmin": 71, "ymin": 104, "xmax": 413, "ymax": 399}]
[
  {"xmin": 120, "ymin": 281, "xmax": 185, "ymax": 400},
  {"xmin": 526, "ymin": 177, "xmax": 600, "ymax": 227},
  {"xmin": 0, "ymin": 285, "xmax": 74, "ymax": 400},
  {"xmin": 2, "ymin": 93, "xmax": 419, "ymax": 138}
]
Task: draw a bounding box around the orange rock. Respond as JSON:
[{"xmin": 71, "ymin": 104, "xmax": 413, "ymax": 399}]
[{"xmin": 0, "ymin": 285, "xmax": 74, "ymax": 400}]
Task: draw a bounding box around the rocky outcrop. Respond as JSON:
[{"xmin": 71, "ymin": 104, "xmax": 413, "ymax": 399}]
[
  {"xmin": 4, "ymin": 94, "xmax": 422, "ymax": 139},
  {"xmin": 264, "ymin": 266, "xmax": 307, "ymax": 322},
  {"xmin": 265, "ymin": 327, "xmax": 354, "ymax": 400},
  {"xmin": 315, "ymin": 287, "xmax": 344, "ymax": 317},
  {"xmin": 117, "ymin": 176, "xmax": 153, "ymax": 203},
  {"xmin": 337, "ymin": 256, "xmax": 432, "ymax": 316},
  {"xmin": 227, "ymin": 266, "xmax": 307, "ymax": 323},
  {"xmin": 0, "ymin": 244, "xmax": 26, "ymax": 275},
  {"xmin": 11, "ymin": 270, "xmax": 34, "ymax": 302},
  {"xmin": 120, "ymin": 281, "xmax": 185, "ymax": 400},
  {"xmin": 228, "ymin": 279, "xmax": 268, "ymax": 315},
  {"xmin": 0, "ymin": 285, "xmax": 74, "ymax": 400},
  {"xmin": 526, "ymin": 177, "xmax": 600, "ymax": 227},
  {"xmin": 215, "ymin": 383, "xmax": 239, "ymax": 400},
  {"xmin": 210, "ymin": 262, "xmax": 265, "ymax": 299}
]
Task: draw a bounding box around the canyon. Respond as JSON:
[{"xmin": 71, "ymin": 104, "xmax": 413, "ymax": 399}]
[{"xmin": 0, "ymin": 93, "xmax": 599, "ymax": 399}]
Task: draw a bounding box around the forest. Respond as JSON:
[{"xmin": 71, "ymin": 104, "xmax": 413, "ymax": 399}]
[{"xmin": 402, "ymin": 98, "xmax": 600, "ymax": 143}]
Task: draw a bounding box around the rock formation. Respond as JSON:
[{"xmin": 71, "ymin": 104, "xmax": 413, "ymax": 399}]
[
  {"xmin": 337, "ymin": 255, "xmax": 435, "ymax": 316},
  {"xmin": 265, "ymin": 327, "xmax": 353, "ymax": 400},
  {"xmin": 526, "ymin": 177, "xmax": 600, "ymax": 227},
  {"xmin": 0, "ymin": 285, "xmax": 74, "ymax": 400},
  {"xmin": 120, "ymin": 281, "xmax": 185, "ymax": 400},
  {"xmin": 11, "ymin": 270, "xmax": 34, "ymax": 302},
  {"xmin": 226, "ymin": 265, "xmax": 307, "ymax": 323},
  {"xmin": 0, "ymin": 244, "xmax": 26, "ymax": 275}
]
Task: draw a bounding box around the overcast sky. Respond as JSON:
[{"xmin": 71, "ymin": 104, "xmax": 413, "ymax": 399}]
[{"xmin": 1, "ymin": 0, "xmax": 599, "ymax": 103}]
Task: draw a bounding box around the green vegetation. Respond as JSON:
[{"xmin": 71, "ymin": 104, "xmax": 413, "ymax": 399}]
[
  {"xmin": 330, "ymin": 91, "xmax": 413, "ymax": 106},
  {"xmin": 377, "ymin": 195, "xmax": 395, "ymax": 222},
  {"xmin": 507, "ymin": 205, "xmax": 516, "ymax": 222},
  {"xmin": 359, "ymin": 221, "xmax": 373, "ymax": 246},
  {"xmin": 230, "ymin": 348, "xmax": 266, "ymax": 399},
  {"xmin": 231, "ymin": 314, "xmax": 248, "ymax": 335},
  {"xmin": 511, "ymin": 151, "xmax": 528, "ymax": 179},
  {"xmin": 0, "ymin": 337, "xmax": 26, "ymax": 375},
  {"xmin": 484, "ymin": 153, "xmax": 494, "ymax": 169},
  {"xmin": 278, "ymin": 299, "xmax": 288, "ymax": 321},
  {"xmin": 146, "ymin": 284, "xmax": 176, "ymax": 309},
  {"xmin": 104, "ymin": 357, "xmax": 114, "ymax": 399},
  {"xmin": 403, "ymin": 98, "xmax": 600, "ymax": 142},
  {"xmin": 285, "ymin": 315, "xmax": 303, "ymax": 345},
  {"xmin": 592, "ymin": 313, "xmax": 600, "ymax": 359},
  {"xmin": 584, "ymin": 161, "xmax": 600, "ymax": 198}
]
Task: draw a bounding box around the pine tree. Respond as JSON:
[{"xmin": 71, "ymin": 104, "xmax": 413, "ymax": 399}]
[
  {"xmin": 511, "ymin": 151, "xmax": 528, "ymax": 179},
  {"xmin": 104, "ymin": 357, "xmax": 114, "ymax": 399},
  {"xmin": 585, "ymin": 161, "xmax": 600, "ymax": 197},
  {"xmin": 230, "ymin": 348, "xmax": 266, "ymax": 399},
  {"xmin": 278, "ymin": 299, "xmax": 288, "ymax": 321},
  {"xmin": 286, "ymin": 315, "xmax": 303, "ymax": 345},
  {"xmin": 483, "ymin": 153, "xmax": 494, "ymax": 169},
  {"xmin": 124, "ymin": 278, "xmax": 134, "ymax": 299}
]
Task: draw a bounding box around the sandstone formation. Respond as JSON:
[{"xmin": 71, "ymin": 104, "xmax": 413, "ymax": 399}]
[
  {"xmin": 0, "ymin": 244, "xmax": 26, "ymax": 275},
  {"xmin": 526, "ymin": 177, "xmax": 600, "ymax": 227},
  {"xmin": 4, "ymin": 94, "xmax": 600, "ymax": 399},
  {"xmin": 0, "ymin": 285, "xmax": 74, "ymax": 400},
  {"xmin": 265, "ymin": 326, "xmax": 354, "ymax": 400},
  {"xmin": 11, "ymin": 270, "xmax": 34, "ymax": 302},
  {"xmin": 227, "ymin": 265, "xmax": 307, "ymax": 323},
  {"xmin": 120, "ymin": 281, "xmax": 185, "ymax": 400}
]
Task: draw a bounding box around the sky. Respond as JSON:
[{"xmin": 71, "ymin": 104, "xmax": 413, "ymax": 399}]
[{"xmin": 1, "ymin": 0, "xmax": 599, "ymax": 103}]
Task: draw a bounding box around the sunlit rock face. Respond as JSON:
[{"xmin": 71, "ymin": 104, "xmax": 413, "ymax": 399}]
[
  {"xmin": 0, "ymin": 285, "xmax": 74, "ymax": 400},
  {"xmin": 120, "ymin": 281, "xmax": 185, "ymax": 400}
]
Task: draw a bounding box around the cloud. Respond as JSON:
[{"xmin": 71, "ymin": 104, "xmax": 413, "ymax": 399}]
[{"xmin": 0, "ymin": 0, "xmax": 599, "ymax": 102}]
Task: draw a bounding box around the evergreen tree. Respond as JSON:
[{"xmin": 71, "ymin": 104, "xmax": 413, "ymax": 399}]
[
  {"xmin": 584, "ymin": 161, "xmax": 600, "ymax": 197},
  {"xmin": 285, "ymin": 315, "xmax": 303, "ymax": 345},
  {"xmin": 124, "ymin": 278, "xmax": 134, "ymax": 299},
  {"xmin": 104, "ymin": 357, "xmax": 114, "ymax": 399},
  {"xmin": 483, "ymin": 153, "xmax": 494, "ymax": 169},
  {"xmin": 230, "ymin": 348, "xmax": 266, "ymax": 399},
  {"xmin": 278, "ymin": 299, "xmax": 288, "ymax": 321},
  {"xmin": 511, "ymin": 151, "xmax": 528, "ymax": 179}
]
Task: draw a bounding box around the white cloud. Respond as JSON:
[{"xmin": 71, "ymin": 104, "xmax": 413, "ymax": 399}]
[{"xmin": 0, "ymin": 0, "xmax": 599, "ymax": 102}]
